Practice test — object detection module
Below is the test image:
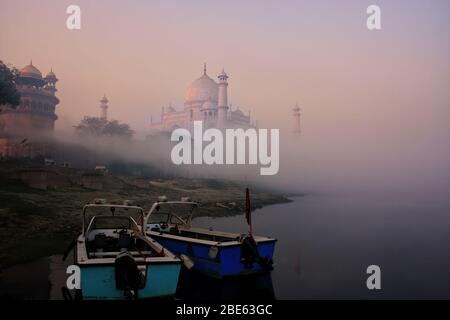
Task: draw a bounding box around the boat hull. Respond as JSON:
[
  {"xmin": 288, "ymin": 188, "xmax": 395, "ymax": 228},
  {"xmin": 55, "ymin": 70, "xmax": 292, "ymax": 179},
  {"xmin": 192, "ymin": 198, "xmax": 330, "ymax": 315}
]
[
  {"xmin": 149, "ymin": 233, "xmax": 276, "ymax": 278},
  {"xmin": 79, "ymin": 262, "xmax": 181, "ymax": 300}
]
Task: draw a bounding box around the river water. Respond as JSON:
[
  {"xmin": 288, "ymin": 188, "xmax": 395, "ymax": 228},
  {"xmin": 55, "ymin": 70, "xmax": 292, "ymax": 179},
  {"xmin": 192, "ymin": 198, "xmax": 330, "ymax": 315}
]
[
  {"xmin": 1, "ymin": 193, "xmax": 449, "ymax": 299},
  {"xmin": 195, "ymin": 193, "xmax": 450, "ymax": 299}
]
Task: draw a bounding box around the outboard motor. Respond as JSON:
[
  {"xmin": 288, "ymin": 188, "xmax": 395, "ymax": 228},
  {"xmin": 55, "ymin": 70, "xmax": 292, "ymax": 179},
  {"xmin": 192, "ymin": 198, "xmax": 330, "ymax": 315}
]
[
  {"xmin": 240, "ymin": 235, "xmax": 273, "ymax": 270},
  {"xmin": 114, "ymin": 251, "xmax": 144, "ymax": 299}
]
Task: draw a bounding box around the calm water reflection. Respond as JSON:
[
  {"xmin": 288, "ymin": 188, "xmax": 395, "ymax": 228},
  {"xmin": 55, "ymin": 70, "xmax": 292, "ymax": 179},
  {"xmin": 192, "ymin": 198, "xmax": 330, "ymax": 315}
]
[{"xmin": 195, "ymin": 193, "xmax": 450, "ymax": 299}]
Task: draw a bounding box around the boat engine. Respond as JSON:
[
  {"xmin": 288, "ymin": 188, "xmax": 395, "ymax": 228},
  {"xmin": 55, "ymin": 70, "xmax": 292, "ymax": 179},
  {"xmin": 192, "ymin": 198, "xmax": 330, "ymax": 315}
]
[
  {"xmin": 114, "ymin": 251, "xmax": 144, "ymax": 299},
  {"xmin": 240, "ymin": 235, "xmax": 273, "ymax": 270}
]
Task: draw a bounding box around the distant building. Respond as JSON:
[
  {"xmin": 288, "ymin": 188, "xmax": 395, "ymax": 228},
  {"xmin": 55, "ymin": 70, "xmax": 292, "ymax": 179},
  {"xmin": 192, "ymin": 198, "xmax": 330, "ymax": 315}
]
[
  {"xmin": 94, "ymin": 165, "xmax": 108, "ymax": 174},
  {"xmin": 149, "ymin": 64, "xmax": 255, "ymax": 134},
  {"xmin": 292, "ymin": 103, "xmax": 301, "ymax": 134},
  {"xmin": 100, "ymin": 94, "xmax": 109, "ymax": 121},
  {"xmin": 77, "ymin": 94, "xmax": 110, "ymax": 126},
  {"xmin": 0, "ymin": 61, "xmax": 60, "ymax": 157}
]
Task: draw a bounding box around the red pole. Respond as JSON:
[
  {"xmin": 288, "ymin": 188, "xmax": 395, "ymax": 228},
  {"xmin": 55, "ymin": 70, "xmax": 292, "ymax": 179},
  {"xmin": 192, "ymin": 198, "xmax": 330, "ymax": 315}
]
[{"xmin": 245, "ymin": 188, "xmax": 252, "ymax": 236}]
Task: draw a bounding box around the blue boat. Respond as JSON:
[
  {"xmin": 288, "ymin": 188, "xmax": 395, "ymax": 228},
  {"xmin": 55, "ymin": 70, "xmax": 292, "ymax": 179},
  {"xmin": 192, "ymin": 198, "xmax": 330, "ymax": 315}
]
[
  {"xmin": 144, "ymin": 198, "xmax": 277, "ymax": 279},
  {"xmin": 70, "ymin": 202, "xmax": 181, "ymax": 300}
]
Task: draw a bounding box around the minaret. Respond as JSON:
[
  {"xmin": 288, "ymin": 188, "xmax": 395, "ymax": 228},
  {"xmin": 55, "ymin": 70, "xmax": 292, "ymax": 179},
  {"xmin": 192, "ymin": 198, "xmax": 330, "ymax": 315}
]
[
  {"xmin": 44, "ymin": 68, "xmax": 58, "ymax": 95},
  {"xmin": 293, "ymin": 103, "xmax": 301, "ymax": 134},
  {"xmin": 100, "ymin": 94, "xmax": 109, "ymax": 121},
  {"xmin": 217, "ymin": 68, "xmax": 229, "ymax": 129}
]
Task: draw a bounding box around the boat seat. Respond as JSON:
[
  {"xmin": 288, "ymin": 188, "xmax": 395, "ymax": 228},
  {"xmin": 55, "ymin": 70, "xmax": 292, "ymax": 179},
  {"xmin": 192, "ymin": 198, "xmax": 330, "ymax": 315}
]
[
  {"xmin": 94, "ymin": 233, "xmax": 108, "ymax": 252},
  {"xmin": 118, "ymin": 232, "xmax": 132, "ymax": 250}
]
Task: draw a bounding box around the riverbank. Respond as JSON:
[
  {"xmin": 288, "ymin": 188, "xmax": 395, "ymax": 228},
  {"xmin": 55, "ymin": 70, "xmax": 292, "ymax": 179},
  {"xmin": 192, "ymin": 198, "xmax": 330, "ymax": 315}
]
[{"xmin": 0, "ymin": 167, "xmax": 290, "ymax": 270}]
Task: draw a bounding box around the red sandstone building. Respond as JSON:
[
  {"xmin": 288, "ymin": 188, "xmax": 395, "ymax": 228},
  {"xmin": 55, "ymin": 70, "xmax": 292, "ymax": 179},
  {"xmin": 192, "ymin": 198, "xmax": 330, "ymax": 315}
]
[{"xmin": 0, "ymin": 61, "xmax": 59, "ymax": 158}]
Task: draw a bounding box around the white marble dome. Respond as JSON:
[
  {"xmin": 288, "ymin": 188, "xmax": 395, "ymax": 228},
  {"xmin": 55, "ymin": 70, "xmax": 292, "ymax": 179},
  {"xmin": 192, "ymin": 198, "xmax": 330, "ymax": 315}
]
[{"xmin": 184, "ymin": 71, "xmax": 218, "ymax": 107}]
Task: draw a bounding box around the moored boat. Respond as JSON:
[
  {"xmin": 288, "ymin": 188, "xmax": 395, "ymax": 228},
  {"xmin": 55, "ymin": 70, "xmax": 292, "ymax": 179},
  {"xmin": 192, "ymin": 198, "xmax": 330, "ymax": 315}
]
[
  {"xmin": 68, "ymin": 202, "xmax": 181, "ymax": 300},
  {"xmin": 144, "ymin": 194, "xmax": 277, "ymax": 279}
]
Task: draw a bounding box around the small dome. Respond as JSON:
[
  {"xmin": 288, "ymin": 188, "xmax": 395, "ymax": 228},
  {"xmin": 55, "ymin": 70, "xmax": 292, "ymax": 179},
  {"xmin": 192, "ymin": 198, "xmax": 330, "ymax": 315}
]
[
  {"xmin": 218, "ymin": 68, "xmax": 228, "ymax": 79},
  {"xmin": 45, "ymin": 69, "xmax": 57, "ymax": 80},
  {"xmin": 234, "ymin": 108, "xmax": 244, "ymax": 115},
  {"xmin": 20, "ymin": 62, "xmax": 43, "ymax": 79},
  {"xmin": 201, "ymin": 98, "xmax": 215, "ymax": 109}
]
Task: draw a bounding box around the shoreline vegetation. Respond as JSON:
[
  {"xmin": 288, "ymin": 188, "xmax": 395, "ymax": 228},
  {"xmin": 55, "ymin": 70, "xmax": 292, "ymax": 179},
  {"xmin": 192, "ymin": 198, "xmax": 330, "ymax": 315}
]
[{"xmin": 0, "ymin": 164, "xmax": 292, "ymax": 271}]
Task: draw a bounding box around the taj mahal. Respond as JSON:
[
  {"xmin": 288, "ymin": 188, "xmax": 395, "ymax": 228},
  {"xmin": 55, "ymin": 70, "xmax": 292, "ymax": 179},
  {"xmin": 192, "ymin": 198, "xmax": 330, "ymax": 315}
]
[{"xmin": 150, "ymin": 65, "xmax": 255, "ymax": 134}]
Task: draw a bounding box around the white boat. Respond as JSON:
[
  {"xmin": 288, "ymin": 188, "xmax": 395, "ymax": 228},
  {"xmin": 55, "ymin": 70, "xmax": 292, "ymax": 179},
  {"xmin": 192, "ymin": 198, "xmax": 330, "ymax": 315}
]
[{"xmin": 67, "ymin": 203, "xmax": 181, "ymax": 300}]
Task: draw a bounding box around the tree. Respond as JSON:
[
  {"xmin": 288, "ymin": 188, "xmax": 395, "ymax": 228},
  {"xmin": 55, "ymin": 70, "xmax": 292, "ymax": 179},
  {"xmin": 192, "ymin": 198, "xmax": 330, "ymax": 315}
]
[
  {"xmin": 0, "ymin": 60, "xmax": 20, "ymax": 108},
  {"xmin": 74, "ymin": 116, "xmax": 106, "ymax": 137},
  {"xmin": 102, "ymin": 120, "xmax": 135, "ymax": 140},
  {"xmin": 74, "ymin": 117, "xmax": 135, "ymax": 140}
]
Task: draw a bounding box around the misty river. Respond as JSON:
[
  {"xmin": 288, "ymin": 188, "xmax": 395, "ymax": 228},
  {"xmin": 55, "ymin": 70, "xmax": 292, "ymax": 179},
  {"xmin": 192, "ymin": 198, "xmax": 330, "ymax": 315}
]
[
  {"xmin": 1, "ymin": 193, "xmax": 449, "ymax": 299},
  {"xmin": 196, "ymin": 192, "xmax": 450, "ymax": 299}
]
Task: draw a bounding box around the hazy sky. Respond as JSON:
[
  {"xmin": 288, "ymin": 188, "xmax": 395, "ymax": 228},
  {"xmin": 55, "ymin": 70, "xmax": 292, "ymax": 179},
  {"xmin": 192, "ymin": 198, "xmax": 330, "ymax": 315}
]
[{"xmin": 1, "ymin": 0, "xmax": 449, "ymax": 193}]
